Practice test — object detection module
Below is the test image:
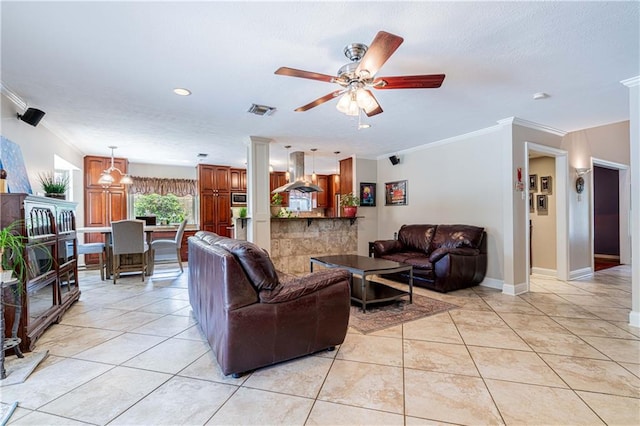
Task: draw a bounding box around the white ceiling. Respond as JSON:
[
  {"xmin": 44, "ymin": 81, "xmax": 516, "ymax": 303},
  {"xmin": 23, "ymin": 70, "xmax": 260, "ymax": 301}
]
[{"xmin": 1, "ymin": 1, "xmax": 638, "ymax": 174}]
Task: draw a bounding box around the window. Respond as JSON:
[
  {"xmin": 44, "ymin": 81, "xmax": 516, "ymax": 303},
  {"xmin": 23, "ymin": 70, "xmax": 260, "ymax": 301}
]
[
  {"xmin": 132, "ymin": 193, "xmax": 195, "ymax": 225},
  {"xmin": 287, "ymin": 192, "xmax": 312, "ymax": 212}
]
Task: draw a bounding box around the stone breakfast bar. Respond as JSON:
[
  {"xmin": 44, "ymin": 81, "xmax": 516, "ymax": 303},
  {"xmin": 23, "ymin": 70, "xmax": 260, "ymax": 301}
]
[{"xmin": 269, "ymin": 217, "xmax": 359, "ymax": 275}]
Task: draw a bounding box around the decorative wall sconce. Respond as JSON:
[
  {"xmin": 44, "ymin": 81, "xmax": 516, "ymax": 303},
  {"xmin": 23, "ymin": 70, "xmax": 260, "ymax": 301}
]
[{"xmin": 575, "ymin": 167, "xmax": 591, "ymax": 195}]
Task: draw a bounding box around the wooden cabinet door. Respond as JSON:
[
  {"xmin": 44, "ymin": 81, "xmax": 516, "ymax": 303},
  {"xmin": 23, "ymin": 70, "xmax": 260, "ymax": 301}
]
[
  {"xmin": 200, "ymin": 193, "xmax": 215, "ymax": 230},
  {"xmin": 214, "ymin": 166, "xmax": 230, "ymax": 192},
  {"xmin": 230, "ymin": 168, "xmax": 244, "ymax": 192},
  {"xmin": 198, "ymin": 165, "xmax": 215, "ymax": 192},
  {"xmin": 269, "ymin": 172, "xmax": 289, "ymax": 206},
  {"xmin": 241, "ymin": 170, "xmax": 247, "ymax": 191},
  {"xmin": 108, "ymin": 191, "xmax": 128, "ymax": 223},
  {"xmin": 317, "ymin": 175, "xmax": 328, "ymax": 207},
  {"xmin": 339, "ymin": 157, "xmax": 353, "ymax": 195},
  {"xmin": 85, "ymin": 189, "xmax": 107, "ymax": 226}
]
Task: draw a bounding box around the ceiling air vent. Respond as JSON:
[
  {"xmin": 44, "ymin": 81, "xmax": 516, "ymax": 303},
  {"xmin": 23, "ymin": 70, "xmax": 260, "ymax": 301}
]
[
  {"xmin": 248, "ymin": 103, "xmax": 276, "ymax": 116},
  {"xmin": 197, "ymin": 153, "xmax": 208, "ymax": 159}
]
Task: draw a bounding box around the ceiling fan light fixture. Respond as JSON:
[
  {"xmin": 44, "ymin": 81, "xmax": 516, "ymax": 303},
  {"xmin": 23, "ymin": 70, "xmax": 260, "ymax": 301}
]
[{"xmin": 336, "ymin": 91, "xmax": 360, "ymax": 116}]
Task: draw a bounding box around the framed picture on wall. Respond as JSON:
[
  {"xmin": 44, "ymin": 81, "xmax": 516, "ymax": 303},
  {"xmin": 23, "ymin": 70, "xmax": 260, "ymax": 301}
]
[
  {"xmin": 360, "ymin": 182, "xmax": 376, "ymax": 207},
  {"xmin": 529, "ymin": 174, "xmax": 538, "ymax": 192},
  {"xmin": 385, "ymin": 180, "xmax": 408, "ymax": 206},
  {"xmin": 540, "ymin": 176, "xmax": 553, "ymax": 194},
  {"xmin": 529, "ymin": 193, "xmax": 534, "ymax": 213},
  {"xmin": 537, "ymin": 194, "xmax": 548, "ymax": 214}
]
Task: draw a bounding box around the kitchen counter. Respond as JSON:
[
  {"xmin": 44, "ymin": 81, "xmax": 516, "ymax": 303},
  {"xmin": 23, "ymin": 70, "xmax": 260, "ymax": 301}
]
[{"xmin": 270, "ymin": 216, "xmax": 358, "ymax": 274}]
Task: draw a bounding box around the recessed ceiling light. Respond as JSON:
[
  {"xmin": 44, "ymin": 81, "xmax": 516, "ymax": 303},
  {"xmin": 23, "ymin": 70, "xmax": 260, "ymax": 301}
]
[
  {"xmin": 533, "ymin": 92, "xmax": 549, "ymax": 100},
  {"xmin": 173, "ymin": 88, "xmax": 192, "ymax": 96}
]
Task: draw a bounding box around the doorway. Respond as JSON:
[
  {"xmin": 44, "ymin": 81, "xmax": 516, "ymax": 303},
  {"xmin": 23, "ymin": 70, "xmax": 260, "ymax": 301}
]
[
  {"xmin": 525, "ymin": 143, "xmax": 569, "ymax": 289},
  {"xmin": 590, "ymin": 159, "xmax": 630, "ymax": 271}
]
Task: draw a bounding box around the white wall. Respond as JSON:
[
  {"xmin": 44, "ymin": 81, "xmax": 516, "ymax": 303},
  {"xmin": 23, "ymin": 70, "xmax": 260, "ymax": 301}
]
[
  {"xmin": 354, "ymin": 158, "xmax": 377, "ymax": 256},
  {"xmin": 129, "ymin": 162, "xmax": 196, "ymax": 179},
  {"xmin": 1, "ymin": 93, "xmax": 85, "ymax": 224},
  {"xmin": 376, "ymin": 126, "xmax": 506, "ymax": 284},
  {"xmin": 561, "ymin": 121, "xmax": 631, "ymax": 275}
]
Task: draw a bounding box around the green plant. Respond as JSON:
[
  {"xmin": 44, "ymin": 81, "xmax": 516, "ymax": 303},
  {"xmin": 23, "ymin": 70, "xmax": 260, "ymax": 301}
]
[
  {"xmin": 38, "ymin": 172, "xmax": 68, "ymax": 194},
  {"xmin": 340, "ymin": 192, "xmax": 360, "ymax": 207},
  {"xmin": 0, "ymin": 221, "xmax": 27, "ymax": 283},
  {"xmin": 239, "ymin": 207, "xmax": 247, "ymax": 218},
  {"xmin": 134, "ymin": 194, "xmax": 186, "ymax": 225},
  {"xmin": 271, "ymin": 193, "xmax": 283, "ymax": 205}
]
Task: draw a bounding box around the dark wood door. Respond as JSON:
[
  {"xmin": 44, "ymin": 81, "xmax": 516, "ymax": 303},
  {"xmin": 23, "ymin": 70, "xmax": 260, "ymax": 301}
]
[{"xmin": 316, "ymin": 175, "xmax": 328, "ymax": 208}]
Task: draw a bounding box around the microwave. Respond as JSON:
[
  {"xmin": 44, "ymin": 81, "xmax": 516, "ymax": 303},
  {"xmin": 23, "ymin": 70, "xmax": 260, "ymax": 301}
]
[{"xmin": 231, "ymin": 192, "xmax": 247, "ymax": 205}]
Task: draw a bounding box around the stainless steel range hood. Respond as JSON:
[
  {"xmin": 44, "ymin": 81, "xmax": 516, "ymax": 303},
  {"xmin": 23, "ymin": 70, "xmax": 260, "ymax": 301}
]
[{"xmin": 272, "ymin": 151, "xmax": 323, "ymax": 193}]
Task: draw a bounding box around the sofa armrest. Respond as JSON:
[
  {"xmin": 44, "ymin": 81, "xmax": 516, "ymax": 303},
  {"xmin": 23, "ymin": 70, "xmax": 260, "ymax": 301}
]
[
  {"xmin": 429, "ymin": 247, "xmax": 480, "ymax": 263},
  {"xmin": 373, "ymin": 240, "xmax": 404, "ymax": 257},
  {"xmin": 259, "ymin": 269, "xmax": 351, "ymax": 303}
]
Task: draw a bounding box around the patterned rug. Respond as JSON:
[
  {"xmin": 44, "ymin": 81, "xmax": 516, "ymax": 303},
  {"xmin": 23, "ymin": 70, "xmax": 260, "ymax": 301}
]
[{"xmin": 349, "ymin": 294, "xmax": 458, "ymax": 334}]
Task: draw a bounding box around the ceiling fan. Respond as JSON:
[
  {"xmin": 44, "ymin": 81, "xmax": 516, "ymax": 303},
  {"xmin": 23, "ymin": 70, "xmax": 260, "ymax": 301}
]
[{"xmin": 275, "ymin": 31, "xmax": 445, "ymax": 117}]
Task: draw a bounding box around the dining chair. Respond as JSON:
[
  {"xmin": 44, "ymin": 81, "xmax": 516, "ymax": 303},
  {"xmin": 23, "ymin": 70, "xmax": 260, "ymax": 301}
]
[
  {"xmin": 151, "ymin": 219, "xmax": 187, "ymax": 272},
  {"xmin": 77, "ymin": 242, "xmax": 106, "ymax": 280},
  {"xmin": 111, "ymin": 219, "xmax": 149, "ymax": 284}
]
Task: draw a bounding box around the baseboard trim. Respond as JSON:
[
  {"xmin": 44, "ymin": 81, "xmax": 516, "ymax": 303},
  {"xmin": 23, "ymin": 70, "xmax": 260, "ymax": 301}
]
[
  {"xmin": 531, "ymin": 267, "xmax": 557, "ymax": 277},
  {"xmin": 502, "ymin": 282, "xmax": 528, "ymax": 296},
  {"xmin": 594, "ymin": 254, "xmax": 621, "ymax": 260},
  {"xmin": 480, "ymin": 277, "xmax": 503, "ymax": 291},
  {"xmin": 570, "ymin": 267, "xmax": 593, "ymax": 280},
  {"xmin": 629, "ymin": 311, "xmax": 640, "ymax": 328}
]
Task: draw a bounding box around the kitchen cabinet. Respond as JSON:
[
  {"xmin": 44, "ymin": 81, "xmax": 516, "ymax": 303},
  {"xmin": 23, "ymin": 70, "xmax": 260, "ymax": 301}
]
[
  {"xmin": 313, "ymin": 174, "xmax": 329, "ymax": 208},
  {"xmin": 230, "ymin": 168, "xmax": 247, "ymax": 192},
  {"xmin": 198, "ymin": 165, "xmax": 232, "ymax": 237},
  {"xmin": 1, "ymin": 194, "xmax": 80, "ymax": 352},
  {"xmin": 269, "ymin": 172, "xmax": 289, "ymax": 206},
  {"xmin": 83, "ymin": 155, "xmax": 128, "ymax": 263}
]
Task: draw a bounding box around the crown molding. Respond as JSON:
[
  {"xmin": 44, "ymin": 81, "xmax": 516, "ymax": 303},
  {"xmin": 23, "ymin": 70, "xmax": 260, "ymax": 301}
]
[
  {"xmin": 498, "ymin": 116, "xmax": 567, "ymax": 136},
  {"xmin": 378, "ymin": 123, "xmax": 503, "ymax": 159},
  {"xmin": 621, "ymin": 76, "xmax": 640, "ymax": 87},
  {"xmin": 1, "ymin": 80, "xmax": 84, "ymax": 156}
]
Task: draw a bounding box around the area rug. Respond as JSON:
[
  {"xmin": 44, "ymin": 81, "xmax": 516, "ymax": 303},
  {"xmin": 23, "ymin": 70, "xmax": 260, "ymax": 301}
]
[{"xmin": 349, "ymin": 294, "xmax": 458, "ymax": 334}]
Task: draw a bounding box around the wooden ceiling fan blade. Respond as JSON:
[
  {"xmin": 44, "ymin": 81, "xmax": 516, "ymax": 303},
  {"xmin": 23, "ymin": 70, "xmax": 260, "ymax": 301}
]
[
  {"xmin": 294, "ymin": 90, "xmax": 345, "ymax": 112},
  {"xmin": 275, "ymin": 67, "xmax": 335, "ymax": 83},
  {"xmin": 373, "ymin": 74, "xmax": 446, "ymax": 90},
  {"xmin": 360, "ymin": 90, "xmax": 383, "ymax": 117},
  {"xmin": 355, "ymin": 31, "xmax": 404, "ymax": 77}
]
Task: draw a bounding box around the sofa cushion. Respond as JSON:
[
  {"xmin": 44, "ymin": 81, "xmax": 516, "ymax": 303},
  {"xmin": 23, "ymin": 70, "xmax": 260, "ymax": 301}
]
[
  {"xmin": 402, "ymin": 255, "xmax": 433, "ymax": 270},
  {"xmin": 398, "ymin": 224, "xmax": 437, "ymax": 254},
  {"xmin": 430, "ymin": 224, "xmax": 484, "ymax": 251},
  {"xmin": 380, "ymin": 251, "xmax": 426, "ymax": 264},
  {"xmin": 213, "ymin": 239, "xmax": 280, "ymax": 291}
]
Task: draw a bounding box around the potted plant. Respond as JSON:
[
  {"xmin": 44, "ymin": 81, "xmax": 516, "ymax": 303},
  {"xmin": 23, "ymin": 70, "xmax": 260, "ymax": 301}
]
[
  {"xmin": 340, "ymin": 192, "xmax": 360, "ymax": 218},
  {"xmin": 0, "ymin": 221, "xmax": 27, "ymax": 379},
  {"xmin": 271, "ymin": 193, "xmax": 284, "ymax": 217},
  {"xmin": 38, "ymin": 172, "xmax": 69, "ymax": 199}
]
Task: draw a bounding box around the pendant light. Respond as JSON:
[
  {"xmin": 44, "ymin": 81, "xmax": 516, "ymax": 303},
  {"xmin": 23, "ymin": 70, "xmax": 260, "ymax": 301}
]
[
  {"xmin": 334, "ymin": 151, "xmax": 340, "ymax": 183},
  {"xmin": 97, "ymin": 146, "xmax": 133, "ymax": 186},
  {"xmin": 311, "ymin": 148, "xmax": 317, "ymax": 181},
  {"xmin": 284, "ymin": 145, "xmax": 292, "ymax": 182}
]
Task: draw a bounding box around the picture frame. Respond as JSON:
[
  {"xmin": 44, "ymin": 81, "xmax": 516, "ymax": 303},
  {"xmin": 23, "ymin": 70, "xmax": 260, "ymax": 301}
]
[
  {"xmin": 385, "ymin": 180, "xmax": 408, "ymax": 206},
  {"xmin": 359, "ymin": 182, "xmax": 376, "ymax": 207},
  {"xmin": 540, "ymin": 175, "xmax": 553, "ymax": 194},
  {"xmin": 537, "ymin": 194, "xmax": 548, "ymax": 214},
  {"xmin": 529, "ymin": 174, "xmax": 538, "ymax": 192},
  {"xmin": 529, "ymin": 193, "xmax": 534, "ymax": 213}
]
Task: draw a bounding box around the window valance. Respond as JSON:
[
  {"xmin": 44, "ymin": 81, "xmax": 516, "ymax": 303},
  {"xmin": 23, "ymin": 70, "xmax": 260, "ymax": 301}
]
[{"xmin": 130, "ymin": 176, "xmax": 197, "ymax": 196}]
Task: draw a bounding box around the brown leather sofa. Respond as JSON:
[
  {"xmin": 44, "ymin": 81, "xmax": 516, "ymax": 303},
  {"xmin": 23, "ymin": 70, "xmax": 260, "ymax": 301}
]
[
  {"xmin": 372, "ymin": 224, "xmax": 487, "ymax": 293},
  {"xmin": 188, "ymin": 231, "xmax": 351, "ymax": 377}
]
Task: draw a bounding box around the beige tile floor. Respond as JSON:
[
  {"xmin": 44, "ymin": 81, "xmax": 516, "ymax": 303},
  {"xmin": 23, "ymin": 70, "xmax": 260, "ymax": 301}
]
[{"xmin": 1, "ymin": 264, "xmax": 639, "ymax": 425}]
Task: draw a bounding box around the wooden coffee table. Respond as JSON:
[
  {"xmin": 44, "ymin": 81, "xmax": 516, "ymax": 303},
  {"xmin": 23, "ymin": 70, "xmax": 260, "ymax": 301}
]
[{"xmin": 310, "ymin": 254, "xmax": 413, "ymax": 313}]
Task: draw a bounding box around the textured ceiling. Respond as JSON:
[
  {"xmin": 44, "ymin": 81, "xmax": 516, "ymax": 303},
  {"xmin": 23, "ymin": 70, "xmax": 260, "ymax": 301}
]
[{"xmin": 1, "ymin": 1, "xmax": 638, "ymax": 174}]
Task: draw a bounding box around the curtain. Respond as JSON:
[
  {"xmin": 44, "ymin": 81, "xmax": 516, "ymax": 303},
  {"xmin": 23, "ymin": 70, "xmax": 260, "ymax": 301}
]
[{"xmin": 129, "ymin": 176, "xmax": 197, "ymax": 196}]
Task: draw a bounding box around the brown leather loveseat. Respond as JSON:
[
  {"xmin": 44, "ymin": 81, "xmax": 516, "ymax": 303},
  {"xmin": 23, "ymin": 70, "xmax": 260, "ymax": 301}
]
[
  {"xmin": 188, "ymin": 231, "xmax": 351, "ymax": 377},
  {"xmin": 372, "ymin": 224, "xmax": 487, "ymax": 293}
]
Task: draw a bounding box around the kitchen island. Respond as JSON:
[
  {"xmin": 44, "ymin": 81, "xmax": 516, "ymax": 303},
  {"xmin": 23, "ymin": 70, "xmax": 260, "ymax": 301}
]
[{"xmin": 270, "ymin": 216, "xmax": 359, "ymax": 274}]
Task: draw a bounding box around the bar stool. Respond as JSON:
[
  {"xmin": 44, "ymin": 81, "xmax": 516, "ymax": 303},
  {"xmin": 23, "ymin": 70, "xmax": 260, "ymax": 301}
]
[{"xmin": 78, "ymin": 242, "xmax": 106, "ymax": 280}]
